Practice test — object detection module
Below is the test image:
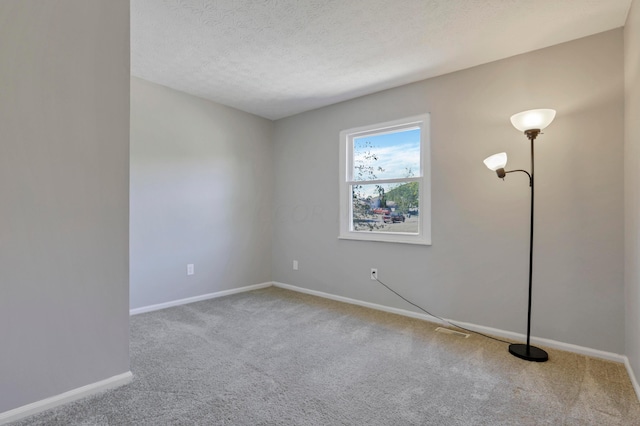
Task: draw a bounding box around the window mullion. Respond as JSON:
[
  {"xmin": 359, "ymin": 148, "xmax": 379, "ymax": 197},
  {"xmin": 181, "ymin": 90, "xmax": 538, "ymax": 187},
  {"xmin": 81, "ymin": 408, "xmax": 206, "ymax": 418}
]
[{"xmin": 347, "ymin": 177, "xmax": 421, "ymax": 186}]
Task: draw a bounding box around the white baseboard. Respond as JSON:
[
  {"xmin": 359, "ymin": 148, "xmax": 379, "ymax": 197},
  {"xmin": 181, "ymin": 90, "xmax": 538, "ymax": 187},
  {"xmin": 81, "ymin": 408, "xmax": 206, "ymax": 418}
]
[
  {"xmin": 272, "ymin": 281, "xmax": 627, "ymax": 364},
  {"xmin": 273, "ymin": 281, "xmax": 450, "ymax": 324},
  {"xmin": 0, "ymin": 371, "xmax": 132, "ymax": 425},
  {"xmin": 130, "ymin": 282, "xmax": 272, "ymax": 315},
  {"xmin": 625, "ymin": 358, "xmax": 640, "ymax": 402}
]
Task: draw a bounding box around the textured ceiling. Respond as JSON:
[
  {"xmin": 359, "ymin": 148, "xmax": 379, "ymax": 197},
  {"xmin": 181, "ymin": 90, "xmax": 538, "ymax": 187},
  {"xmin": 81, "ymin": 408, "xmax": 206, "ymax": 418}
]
[{"xmin": 131, "ymin": 0, "xmax": 632, "ymax": 120}]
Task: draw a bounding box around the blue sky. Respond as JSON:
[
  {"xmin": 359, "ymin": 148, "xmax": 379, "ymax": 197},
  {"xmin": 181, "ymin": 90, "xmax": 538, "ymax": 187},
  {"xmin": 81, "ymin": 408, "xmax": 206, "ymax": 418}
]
[{"xmin": 353, "ymin": 128, "xmax": 420, "ymax": 181}]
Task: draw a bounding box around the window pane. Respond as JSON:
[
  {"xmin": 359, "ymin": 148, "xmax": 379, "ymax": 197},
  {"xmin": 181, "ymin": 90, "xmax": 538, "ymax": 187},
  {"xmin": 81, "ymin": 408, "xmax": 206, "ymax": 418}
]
[
  {"xmin": 353, "ymin": 128, "xmax": 420, "ymax": 181},
  {"xmin": 351, "ymin": 182, "xmax": 419, "ymax": 233}
]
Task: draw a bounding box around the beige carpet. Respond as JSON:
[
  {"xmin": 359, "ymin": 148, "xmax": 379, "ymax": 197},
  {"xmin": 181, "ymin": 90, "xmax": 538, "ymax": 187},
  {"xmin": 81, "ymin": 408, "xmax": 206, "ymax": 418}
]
[{"xmin": 12, "ymin": 286, "xmax": 640, "ymax": 425}]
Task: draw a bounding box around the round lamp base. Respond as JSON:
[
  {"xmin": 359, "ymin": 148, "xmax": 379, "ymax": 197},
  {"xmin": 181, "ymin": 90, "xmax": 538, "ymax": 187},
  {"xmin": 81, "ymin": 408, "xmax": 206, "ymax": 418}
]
[{"xmin": 509, "ymin": 343, "xmax": 548, "ymax": 362}]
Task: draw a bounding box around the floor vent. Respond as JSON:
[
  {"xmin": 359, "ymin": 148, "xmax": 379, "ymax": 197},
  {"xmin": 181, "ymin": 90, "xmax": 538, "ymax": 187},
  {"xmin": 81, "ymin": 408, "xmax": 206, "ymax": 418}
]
[{"xmin": 435, "ymin": 327, "xmax": 470, "ymax": 338}]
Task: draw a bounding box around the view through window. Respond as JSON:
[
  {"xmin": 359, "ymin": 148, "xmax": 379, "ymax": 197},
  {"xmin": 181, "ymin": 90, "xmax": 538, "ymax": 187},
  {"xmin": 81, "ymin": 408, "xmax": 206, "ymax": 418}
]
[{"xmin": 339, "ymin": 114, "xmax": 431, "ymax": 245}]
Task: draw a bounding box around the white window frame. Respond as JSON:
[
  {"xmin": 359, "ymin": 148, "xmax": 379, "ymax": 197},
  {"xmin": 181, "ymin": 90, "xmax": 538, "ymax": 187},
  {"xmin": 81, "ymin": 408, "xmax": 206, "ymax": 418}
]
[{"xmin": 339, "ymin": 114, "xmax": 431, "ymax": 245}]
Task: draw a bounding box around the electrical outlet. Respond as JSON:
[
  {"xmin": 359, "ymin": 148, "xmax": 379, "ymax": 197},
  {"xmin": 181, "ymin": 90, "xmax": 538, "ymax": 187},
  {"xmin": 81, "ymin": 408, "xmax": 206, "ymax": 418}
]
[
  {"xmin": 293, "ymin": 260, "xmax": 299, "ymax": 271},
  {"xmin": 370, "ymin": 268, "xmax": 378, "ymax": 280},
  {"xmin": 187, "ymin": 264, "xmax": 194, "ymax": 276}
]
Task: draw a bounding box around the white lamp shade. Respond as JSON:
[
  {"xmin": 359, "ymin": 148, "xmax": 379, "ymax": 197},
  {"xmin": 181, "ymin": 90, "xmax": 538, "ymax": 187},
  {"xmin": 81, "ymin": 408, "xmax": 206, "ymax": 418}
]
[
  {"xmin": 510, "ymin": 109, "xmax": 556, "ymax": 132},
  {"xmin": 483, "ymin": 152, "xmax": 507, "ymax": 171}
]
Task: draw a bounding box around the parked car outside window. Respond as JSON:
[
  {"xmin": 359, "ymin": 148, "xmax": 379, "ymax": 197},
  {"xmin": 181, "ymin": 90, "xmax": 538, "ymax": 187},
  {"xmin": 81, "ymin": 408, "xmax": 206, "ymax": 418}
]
[{"xmin": 383, "ymin": 212, "xmax": 405, "ymax": 223}]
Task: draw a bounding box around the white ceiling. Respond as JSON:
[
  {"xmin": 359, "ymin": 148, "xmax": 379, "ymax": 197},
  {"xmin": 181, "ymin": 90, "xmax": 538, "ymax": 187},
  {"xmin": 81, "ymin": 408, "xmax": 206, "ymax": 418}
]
[{"xmin": 131, "ymin": 0, "xmax": 632, "ymax": 120}]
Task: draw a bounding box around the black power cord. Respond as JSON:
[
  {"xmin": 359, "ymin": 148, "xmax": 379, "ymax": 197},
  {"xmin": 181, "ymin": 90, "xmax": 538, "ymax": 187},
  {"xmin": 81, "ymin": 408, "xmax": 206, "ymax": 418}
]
[{"xmin": 375, "ymin": 277, "xmax": 513, "ymax": 345}]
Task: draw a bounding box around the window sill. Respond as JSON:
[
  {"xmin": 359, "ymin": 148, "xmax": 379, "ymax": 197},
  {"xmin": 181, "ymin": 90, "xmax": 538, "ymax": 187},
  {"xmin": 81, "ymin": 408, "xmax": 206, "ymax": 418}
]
[{"xmin": 338, "ymin": 235, "xmax": 431, "ymax": 246}]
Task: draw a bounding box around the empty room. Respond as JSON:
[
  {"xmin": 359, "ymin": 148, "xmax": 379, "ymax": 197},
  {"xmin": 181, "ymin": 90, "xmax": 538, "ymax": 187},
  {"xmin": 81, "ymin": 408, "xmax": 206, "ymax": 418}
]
[{"xmin": 2, "ymin": 0, "xmax": 640, "ymax": 424}]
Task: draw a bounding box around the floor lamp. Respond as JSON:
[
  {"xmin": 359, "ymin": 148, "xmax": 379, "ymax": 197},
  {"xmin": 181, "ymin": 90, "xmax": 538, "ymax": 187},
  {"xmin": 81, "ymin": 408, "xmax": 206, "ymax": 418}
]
[{"xmin": 483, "ymin": 108, "xmax": 556, "ymax": 362}]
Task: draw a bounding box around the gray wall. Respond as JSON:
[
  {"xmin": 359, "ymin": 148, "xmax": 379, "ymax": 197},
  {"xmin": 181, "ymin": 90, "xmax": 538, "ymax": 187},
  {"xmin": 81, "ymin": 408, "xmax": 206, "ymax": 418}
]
[
  {"xmin": 625, "ymin": 0, "xmax": 640, "ymax": 379},
  {"xmin": 130, "ymin": 77, "xmax": 273, "ymax": 309},
  {"xmin": 273, "ymin": 30, "xmax": 625, "ymax": 354},
  {"xmin": 0, "ymin": 0, "xmax": 130, "ymax": 413}
]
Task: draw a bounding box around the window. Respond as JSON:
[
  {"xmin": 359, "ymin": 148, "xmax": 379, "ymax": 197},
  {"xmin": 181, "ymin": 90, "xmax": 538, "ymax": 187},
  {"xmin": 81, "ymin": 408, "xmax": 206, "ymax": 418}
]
[{"xmin": 339, "ymin": 114, "xmax": 431, "ymax": 245}]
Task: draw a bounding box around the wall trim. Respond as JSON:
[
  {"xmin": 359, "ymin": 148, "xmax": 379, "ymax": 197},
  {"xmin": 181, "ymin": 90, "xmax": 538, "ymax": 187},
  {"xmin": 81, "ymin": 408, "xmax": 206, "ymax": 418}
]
[
  {"xmin": 130, "ymin": 282, "xmax": 272, "ymax": 315},
  {"xmin": 272, "ymin": 281, "xmax": 628, "ymax": 364},
  {"xmin": 625, "ymin": 357, "xmax": 640, "ymax": 402},
  {"xmin": 0, "ymin": 371, "xmax": 132, "ymax": 425}
]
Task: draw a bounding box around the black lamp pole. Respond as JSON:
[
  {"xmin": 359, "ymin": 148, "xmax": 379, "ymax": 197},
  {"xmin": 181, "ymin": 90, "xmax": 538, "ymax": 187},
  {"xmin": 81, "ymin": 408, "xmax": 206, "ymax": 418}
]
[{"xmin": 496, "ymin": 128, "xmax": 548, "ymax": 362}]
